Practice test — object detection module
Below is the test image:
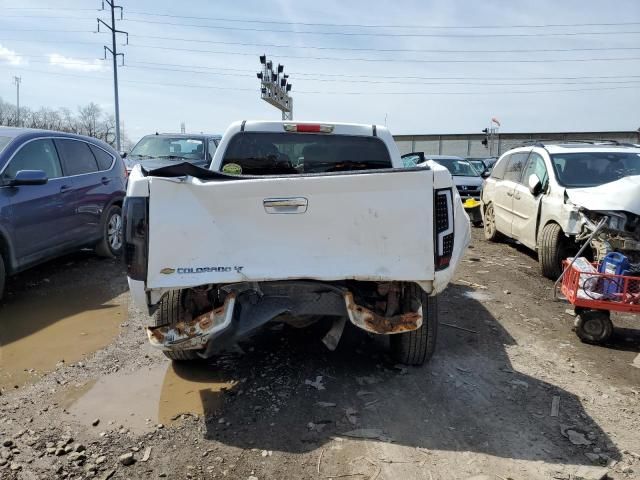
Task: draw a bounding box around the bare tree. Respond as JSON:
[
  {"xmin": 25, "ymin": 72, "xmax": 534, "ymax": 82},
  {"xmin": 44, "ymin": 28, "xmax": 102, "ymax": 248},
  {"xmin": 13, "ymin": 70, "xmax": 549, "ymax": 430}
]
[
  {"xmin": 59, "ymin": 107, "xmax": 78, "ymax": 133},
  {"xmin": 0, "ymin": 97, "xmax": 124, "ymax": 147},
  {"xmin": 77, "ymin": 102, "xmax": 102, "ymax": 138}
]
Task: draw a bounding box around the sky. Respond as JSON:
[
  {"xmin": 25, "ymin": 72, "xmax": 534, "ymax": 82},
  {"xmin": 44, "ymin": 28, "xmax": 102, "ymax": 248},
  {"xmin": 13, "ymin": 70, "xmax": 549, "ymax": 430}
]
[{"xmin": 0, "ymin": 0, "xmax": 639, "ymax": 142}]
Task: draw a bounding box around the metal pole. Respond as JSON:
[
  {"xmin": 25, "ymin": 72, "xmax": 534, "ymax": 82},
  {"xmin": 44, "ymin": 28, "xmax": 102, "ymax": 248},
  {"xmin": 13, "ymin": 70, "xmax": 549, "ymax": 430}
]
[
  {"xmin": 13, "ymin": 76, "xmax": 21, "ymax": 127},
  {"xmin": 110, "ymin": 3, "xmax": 121, "ymax": 151},
  {"xmin": 98, "ymin": 2, "xmax": 126, "ymax": 150}
]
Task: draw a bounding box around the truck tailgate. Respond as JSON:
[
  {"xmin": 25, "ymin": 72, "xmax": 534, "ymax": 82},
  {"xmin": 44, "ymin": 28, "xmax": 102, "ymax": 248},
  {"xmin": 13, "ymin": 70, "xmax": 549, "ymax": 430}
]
[{"xmin": 146, "ymin": 169, "xmax": 435, "ymax": 289}]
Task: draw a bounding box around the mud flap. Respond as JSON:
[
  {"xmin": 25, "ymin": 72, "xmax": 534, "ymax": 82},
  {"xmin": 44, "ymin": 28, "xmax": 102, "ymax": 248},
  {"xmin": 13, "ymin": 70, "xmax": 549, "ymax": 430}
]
[{"xmin": 321, "ymin": 316, "xmax": 347, "ymax": 351}]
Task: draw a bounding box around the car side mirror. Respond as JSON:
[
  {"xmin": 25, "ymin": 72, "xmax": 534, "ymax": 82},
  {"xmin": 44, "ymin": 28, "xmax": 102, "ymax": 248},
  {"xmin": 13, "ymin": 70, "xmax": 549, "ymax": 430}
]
[
  {"xmin": 120, "ymin": 151, "xmax": 128, "ymax": 158},
  {"xmin": 10, "ymin": 170, "xmax": 48, "ymax": 186},
  {"xmin": 527, "ymin": 173, "xmax": 542, "ymax": 196},
  {"xmin": 481, "ymin": 170, "xmax": 490, "ymax": 179}
]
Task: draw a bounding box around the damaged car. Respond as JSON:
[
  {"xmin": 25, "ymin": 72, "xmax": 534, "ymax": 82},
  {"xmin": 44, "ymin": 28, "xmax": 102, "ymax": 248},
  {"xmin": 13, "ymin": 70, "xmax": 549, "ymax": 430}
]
[
  {"xmin": 481, "ymin": 141, "xmax": 640, "ymax": 279},
  {"xmin": 124, "ymin": 121, "xmax": 470, "ymax": 365}
]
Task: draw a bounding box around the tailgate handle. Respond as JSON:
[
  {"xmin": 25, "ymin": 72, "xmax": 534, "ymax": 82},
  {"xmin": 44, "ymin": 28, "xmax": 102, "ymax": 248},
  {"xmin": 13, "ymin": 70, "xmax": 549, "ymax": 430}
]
[{"xmin": 263, "ymin": 197, "xmax": 308, "ymax": 214}]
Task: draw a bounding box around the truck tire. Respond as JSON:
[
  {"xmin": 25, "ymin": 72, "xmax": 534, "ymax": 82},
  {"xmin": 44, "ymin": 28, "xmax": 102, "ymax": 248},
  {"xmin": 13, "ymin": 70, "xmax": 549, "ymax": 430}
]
[
  {"xmin": 574, "ymin": 310, "xmax": 613, "ymax": 345},
  {"xmin": 390, "ymin": 285, "xmax": 437, "ymax": 366},
  {"xmin": 539, "ymin": 223, "xmax": 566, "ymax": 280},
  {"xmin": 153, "ymin": 290, "xmax": 202, "ymax": 361},
  {"xmin": 483, "ymin": 203, "xmax": 504, "ymax": 242},
  {"xmin": 95, "ymin": 204, "xmax": 123, "ymax": 258},
  {"xmin": 0, "ymin": 254, "xmax": 5, "ymax": 302}
]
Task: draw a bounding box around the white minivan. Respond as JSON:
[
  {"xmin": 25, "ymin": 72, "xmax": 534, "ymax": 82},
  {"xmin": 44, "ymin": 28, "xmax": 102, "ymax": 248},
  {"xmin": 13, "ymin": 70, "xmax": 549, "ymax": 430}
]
[{"xmin": 481, "ymin": 141, "xmax": 640, "ymax": 279}]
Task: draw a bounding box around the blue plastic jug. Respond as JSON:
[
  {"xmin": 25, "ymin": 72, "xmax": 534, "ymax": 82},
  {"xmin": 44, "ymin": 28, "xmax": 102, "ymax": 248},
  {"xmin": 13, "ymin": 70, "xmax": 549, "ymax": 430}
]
[{"xmin": 599, "ymin": 252, "xmax": 630, "ymax": 295}]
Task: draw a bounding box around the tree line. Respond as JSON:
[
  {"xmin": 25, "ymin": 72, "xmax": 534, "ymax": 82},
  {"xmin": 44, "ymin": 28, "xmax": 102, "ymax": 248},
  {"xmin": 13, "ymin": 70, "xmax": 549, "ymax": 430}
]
[{"xmin": 0, "ymin": 97, "xmax": 131, "ymax": 149}]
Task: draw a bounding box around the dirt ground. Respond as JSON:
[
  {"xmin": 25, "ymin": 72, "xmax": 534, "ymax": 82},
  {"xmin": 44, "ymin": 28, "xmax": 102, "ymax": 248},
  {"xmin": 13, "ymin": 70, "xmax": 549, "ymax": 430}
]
[{"xmin": 1, "ymin": 229, "xmax": 639, "ymax": 480}]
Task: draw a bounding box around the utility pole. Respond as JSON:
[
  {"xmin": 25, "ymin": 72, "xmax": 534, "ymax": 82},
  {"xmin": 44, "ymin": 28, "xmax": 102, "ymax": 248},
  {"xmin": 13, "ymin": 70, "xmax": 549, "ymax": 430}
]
[
  {"xmin": 97, "ymin": 1, "xmax": 128, "ymax": 151},
  {"xmin": 13, "ymin": 76, "xmax": 21, "ymax": 127},
  {"xmin": 482, "ymin": 119, "xmax": 500, "ymax": 156}
]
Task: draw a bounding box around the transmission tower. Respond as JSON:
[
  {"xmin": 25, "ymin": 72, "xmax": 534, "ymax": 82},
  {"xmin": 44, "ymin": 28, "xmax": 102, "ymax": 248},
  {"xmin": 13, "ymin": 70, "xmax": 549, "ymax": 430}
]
[{"xmin": 97, "ymin": 1, "xmax": 128, "ymax": 151}]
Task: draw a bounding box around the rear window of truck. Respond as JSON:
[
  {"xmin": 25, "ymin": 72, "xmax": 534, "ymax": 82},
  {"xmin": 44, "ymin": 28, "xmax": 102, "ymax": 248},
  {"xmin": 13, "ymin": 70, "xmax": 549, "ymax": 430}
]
[{"xmin": 220, "ymin": 132, "xmax": 392, "ymax": 175}]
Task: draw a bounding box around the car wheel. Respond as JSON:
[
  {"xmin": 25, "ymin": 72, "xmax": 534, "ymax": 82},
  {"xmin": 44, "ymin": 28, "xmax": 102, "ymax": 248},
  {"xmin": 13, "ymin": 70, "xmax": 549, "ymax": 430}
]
[
  {"xmin": 95, "ymin": 205, "xmax": 123, "ymax": 258},
  {"xmin": 0, "ymin": 254, "xmax": 5, "ymax": 302},
  {"xmin": 574, "ymin": 310, "xmax": 613, "ymax": 345},
  {"xmin": 153, "ymin": 290, "xmax": 202, "ymax": 361},
  {"xmin": 483, "ymin": 203, "xmax": 503, "ymax": 242},
  {"xmin": 390, "ymin": 284, "xmax": 437, "ymax": 366},
  {"xmin": 539, "ymin": 223, "xmax": 566, "ymax": 280}
]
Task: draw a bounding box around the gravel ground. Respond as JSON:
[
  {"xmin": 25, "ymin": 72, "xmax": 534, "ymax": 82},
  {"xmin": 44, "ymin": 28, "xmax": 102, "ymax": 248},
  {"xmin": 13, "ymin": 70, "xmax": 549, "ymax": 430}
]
[{"xmin": 0, "ymin": 229, "xmax": 639, "ymax": 480}]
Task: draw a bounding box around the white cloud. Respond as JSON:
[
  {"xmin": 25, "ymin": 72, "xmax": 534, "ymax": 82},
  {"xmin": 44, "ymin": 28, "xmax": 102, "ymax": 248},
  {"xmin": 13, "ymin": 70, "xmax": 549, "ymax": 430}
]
[
  {"xmin": 0, "ymin": 44, "xmax": 24, "ymax": 65},
  {"xmin": 48, "ymin": 54, "xmax": 105, "ymax": 72}
]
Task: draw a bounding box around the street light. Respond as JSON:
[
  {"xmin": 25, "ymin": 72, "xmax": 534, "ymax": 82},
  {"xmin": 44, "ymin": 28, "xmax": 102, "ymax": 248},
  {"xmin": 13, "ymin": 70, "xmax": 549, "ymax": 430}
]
[{"xmin": 256, "ymin": 54, "xmax": 293, "ymax": 121}]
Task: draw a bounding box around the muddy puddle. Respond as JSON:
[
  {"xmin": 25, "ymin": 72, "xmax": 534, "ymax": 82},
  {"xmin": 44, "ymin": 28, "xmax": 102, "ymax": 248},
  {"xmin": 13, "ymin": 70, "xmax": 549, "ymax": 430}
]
[
  {"xmin": 66, "ymin": 362, "xmax": 234, "ymax": 433},
  {"xmin": 0, "ymin": 286, "xmax": 126, "ymax": 389}
]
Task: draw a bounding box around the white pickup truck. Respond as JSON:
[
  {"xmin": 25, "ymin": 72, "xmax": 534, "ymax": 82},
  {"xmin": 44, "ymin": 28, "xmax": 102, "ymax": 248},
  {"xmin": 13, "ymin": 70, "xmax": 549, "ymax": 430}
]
[{"xmin": 124, "ymin": 121, "xmax": 470, "ymax": 365}]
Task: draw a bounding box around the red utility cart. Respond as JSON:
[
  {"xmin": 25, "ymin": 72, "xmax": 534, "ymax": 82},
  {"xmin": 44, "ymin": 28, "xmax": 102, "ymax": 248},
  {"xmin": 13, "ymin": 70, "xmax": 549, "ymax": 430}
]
[{"xmin": 561, "ymin": 260, "xmax": 640, "ymax": 344}]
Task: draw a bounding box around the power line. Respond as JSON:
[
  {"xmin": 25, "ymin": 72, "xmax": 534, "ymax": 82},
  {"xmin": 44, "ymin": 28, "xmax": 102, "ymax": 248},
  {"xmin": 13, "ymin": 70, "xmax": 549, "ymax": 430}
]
[
  {"xmin": 4, "ymin": 28, "xmax": 640, "ymax": 57},
  {"xmin": 7, "ymin": 57, "xmax": 640, "ymax": 84},
  {"xmin": 4, "ymin": 33, "xmax": 640, "ymax": 56},
  {"xmin": 298, "ymin": 85, "xmax": 640, "ymax": 95},
  {"xmin": 124, "ymin": 61, "xmax": 640, "ymax": 82},
  {"xmin": 3, "ymin": 65, "xmax": 640, "ymax": 95},
  {"xmin": 5, "ymin": 8, "xmax": 640, "ymax": 31},
  {"xmin": 0, "ymin": 29, "xmax": 97, "ymax": 32},
  {"xmin": 0, "ymin": 38, "xmax": 103, "ymax": 45},
  {"xmin": 6, "ymin": 54, "xmax": 100, "ymax": 60},
  {"xmin": 124, "ymin": 66, "xmax": 640, "ymax": 86},
  {"xmin": 5, "ymin": 59, "xmax": 640, "ymax": 87},
  {"xmin": 2, "ymin": 15, "xmax": 97, "ymax": 19},
  {"xmin": 121, "ymin": 19, "xmax": 640, "ymax": 38},
  {"xmin": 3, "ymin": 7, "xmax": 99, "ymax": 11},
  {"xmin": 113, "ymin": 63, "xmax": 640, "ymax": 86},
  {"xmin": 128, "ymin": 34, "xmax": 640, "ymax": 54},
  {"xmin": 124, "ymin": 11, "xmax": 640, "ymax": 30},
  {"xmin": 127, "ymin": 43, "xmax": 640, "ymax": 64}
]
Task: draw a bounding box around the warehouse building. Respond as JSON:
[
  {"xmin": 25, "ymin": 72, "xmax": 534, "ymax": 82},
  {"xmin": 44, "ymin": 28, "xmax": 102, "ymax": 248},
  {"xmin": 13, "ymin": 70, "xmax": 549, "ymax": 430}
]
[{"xmin": 393, "ymin": 130, "xmax": 640, "ymax": 158}]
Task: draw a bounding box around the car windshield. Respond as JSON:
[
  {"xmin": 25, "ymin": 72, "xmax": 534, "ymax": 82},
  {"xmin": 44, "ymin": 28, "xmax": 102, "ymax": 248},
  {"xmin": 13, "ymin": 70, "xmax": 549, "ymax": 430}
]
[
  {"xmin": 130, "ymin": 136, "xmax": 205, "ymax": 161},
  {"xmin": 468, "ymin": 160, "xmax": 486, "ymax": 172},
  {"xmin": 220, "ymin": 132, "xmax": 392, "ymax": 175},
  {"xmin": 432, "ymin": 158, "xmax": 480, "ymax": 177},
  {"xmin": 550, "ymin": 151, "xmax": 640, "ymax": 188},
  {"xmin": 0, "ymin": 136, "xmax": 11, "ymax": 154}
]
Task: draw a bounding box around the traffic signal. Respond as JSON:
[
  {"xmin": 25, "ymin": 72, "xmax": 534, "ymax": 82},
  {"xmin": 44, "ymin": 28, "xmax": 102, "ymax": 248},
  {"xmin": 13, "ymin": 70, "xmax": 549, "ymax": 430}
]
[{"xmin": 482, "ymin": 128, "xmax": 489, "ymax": 148}]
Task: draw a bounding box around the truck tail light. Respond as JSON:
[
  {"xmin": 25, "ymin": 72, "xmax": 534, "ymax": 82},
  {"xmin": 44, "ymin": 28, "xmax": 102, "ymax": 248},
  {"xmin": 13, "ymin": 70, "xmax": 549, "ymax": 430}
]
[
  {"xmin": 434, "ymin": 188, "xmax": 454, "ymax": 271},
  {"xmin": 123, "ymin": 196, "xmax": 148, "ymax": 281},
  {"xmin": 283, "ymin": 123, "xmax": 334, "ymax": 133}
]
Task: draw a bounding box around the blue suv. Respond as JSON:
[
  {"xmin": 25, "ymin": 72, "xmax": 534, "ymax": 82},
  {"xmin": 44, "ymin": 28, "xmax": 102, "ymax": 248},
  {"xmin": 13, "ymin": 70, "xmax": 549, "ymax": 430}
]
[{"xmin": 0, "ymin": 128, "xmax": 127, "ymax": 300}]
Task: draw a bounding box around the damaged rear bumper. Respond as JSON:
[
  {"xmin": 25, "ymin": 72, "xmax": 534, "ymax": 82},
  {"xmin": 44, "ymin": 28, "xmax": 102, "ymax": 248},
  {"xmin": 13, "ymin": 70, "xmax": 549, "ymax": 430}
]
[
  {"xmin": 344, "ymin": 292, "xmax": 422, "ymax": 334},
  {"xmin": 146, "ymin": 294, "xmax": 236, "ymax": 351},
  {"xmin": 145, "ymin": 282, "xmax": 428, "ymax": 354}
]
